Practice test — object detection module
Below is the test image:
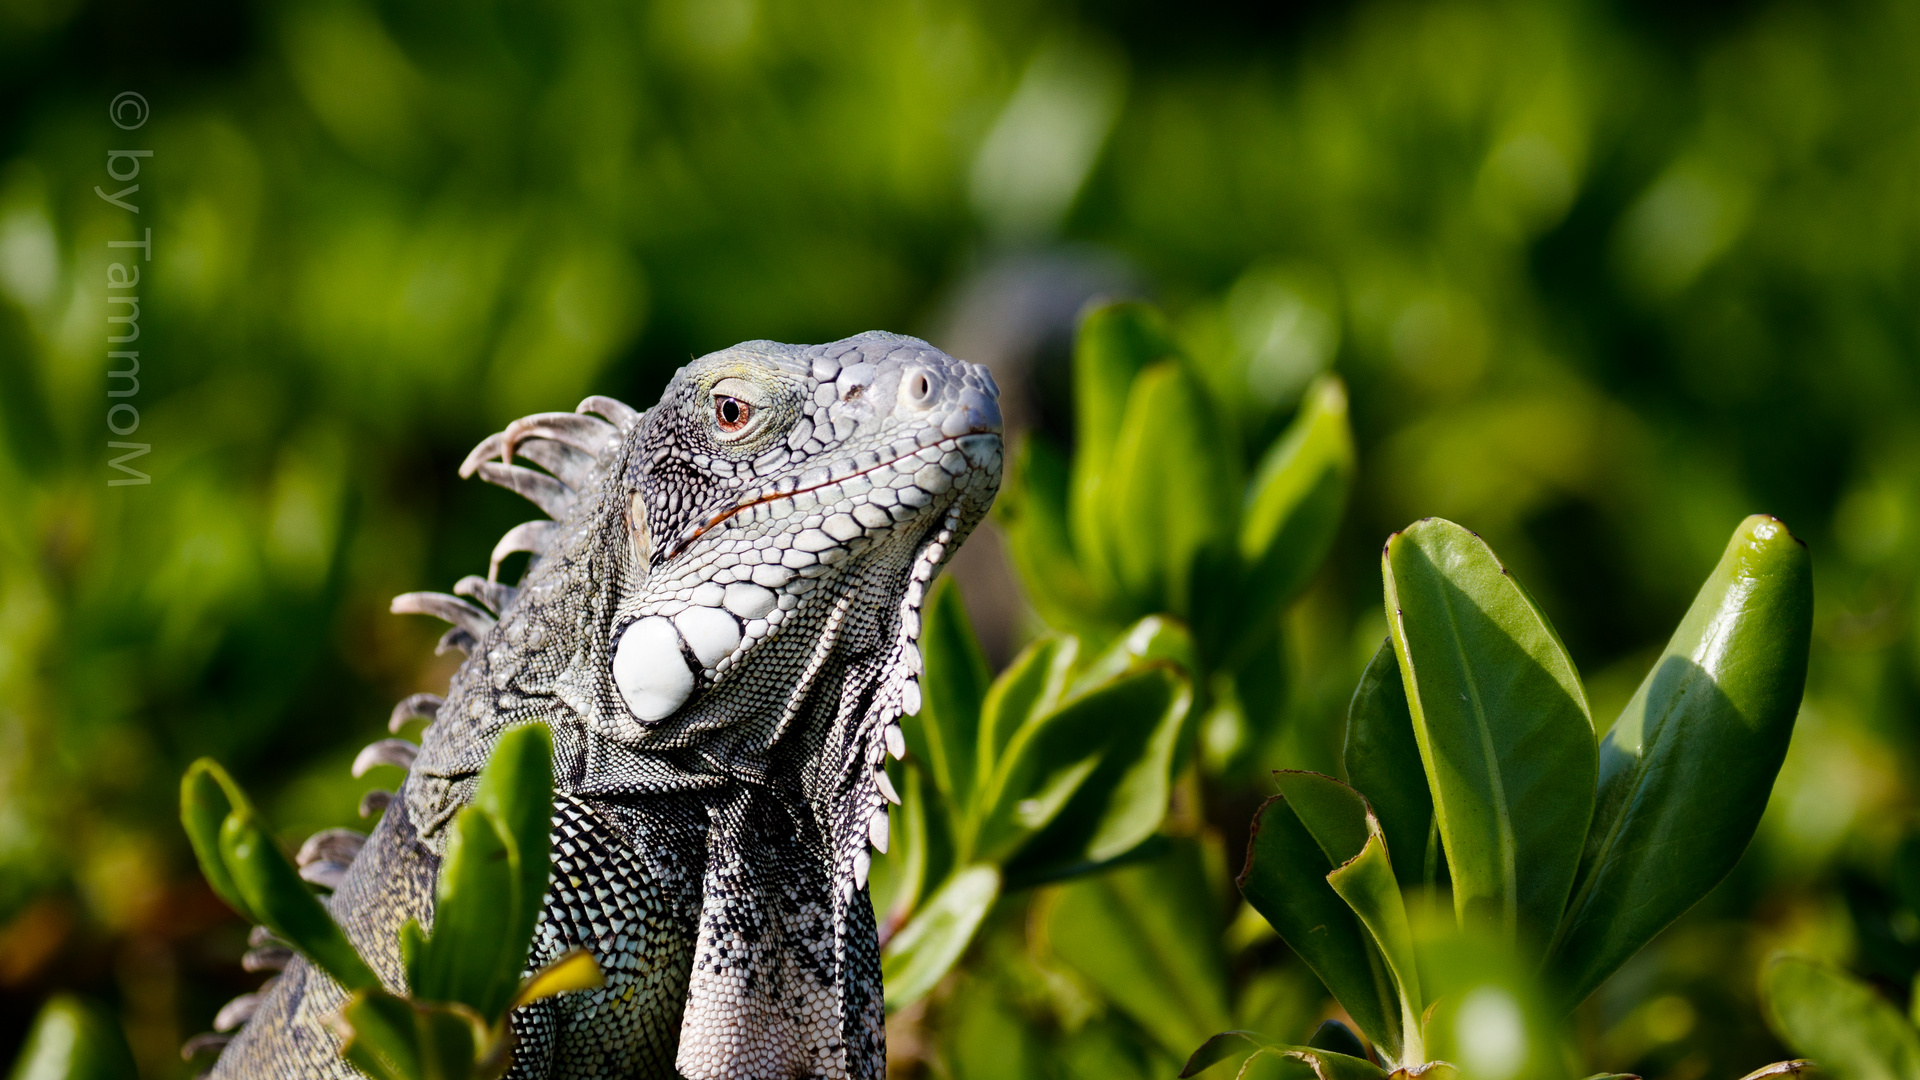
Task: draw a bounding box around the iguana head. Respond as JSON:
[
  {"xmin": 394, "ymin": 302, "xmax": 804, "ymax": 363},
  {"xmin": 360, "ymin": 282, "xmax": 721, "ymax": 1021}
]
[{"xmin": 408, "ymin": 332, "xmax": 1001, "ymax": 878}]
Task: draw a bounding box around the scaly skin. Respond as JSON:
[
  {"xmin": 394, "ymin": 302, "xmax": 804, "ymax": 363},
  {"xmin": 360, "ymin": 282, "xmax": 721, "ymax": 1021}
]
[{"xmin": 208, "ymin": 333, "xmax": 1003, "ymax": 1079}]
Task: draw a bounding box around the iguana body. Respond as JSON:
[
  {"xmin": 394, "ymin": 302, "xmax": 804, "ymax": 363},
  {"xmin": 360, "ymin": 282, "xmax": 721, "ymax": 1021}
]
[{"xmin": 207, "ymin": 333, "xmax": 1003, "ymax": 1079}]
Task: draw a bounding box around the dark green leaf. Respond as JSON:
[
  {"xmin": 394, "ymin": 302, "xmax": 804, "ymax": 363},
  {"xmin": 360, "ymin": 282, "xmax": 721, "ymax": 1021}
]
[
  {"xmin": 881, "ymin": 863, "xmax": 1000, "ymax": 1009},
  {"xmin": 1179, "ymin": 1031, "xmax": 1387, "ymax": 1080},
  {"xmin": 1049, "ymin": 840, "xmax": 1232, "ymax": 1060},
  {"xmin": 1382, "ymin": 518, "xmax": 1595, "ymax": 950},
  {"xmin": 1343, "ymin": 639, "xmax": 1437, "ymax": 889},
  {"xmin": 8, "ymin": 994, "xmax": 138, "ymax": 1080},
  {"xmin": 1305, "ymin": 1020, "xmax": 1367, "ymax": 1058},
  {"xmin": 1271, "ymin": 771, "xmax": 1423, "ymax": 1063},
  {"xmin": 220, "ymin": 809, "xmax": 379, "ymax": 992},
  {"xmin": 1761, "ymin": 955, "xmax": 1920, "ymax": 1080},
  {"xmin": 1238, "ymin": 796, "xmax": 1400, "ymax": 1056},
  {"xmin": 1235, "ymin": 375, "xmax": 1355, "ymax": 641},
  {"xmin": 1550, "ymin": 515, "xmax": 1813, "ymax": 1010}
]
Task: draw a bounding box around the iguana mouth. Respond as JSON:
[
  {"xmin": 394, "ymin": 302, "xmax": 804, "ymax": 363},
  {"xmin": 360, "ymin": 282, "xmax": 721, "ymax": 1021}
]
[{"xmin": 662, "ymin": 429, "xmax": 1001, "ymax": 561}]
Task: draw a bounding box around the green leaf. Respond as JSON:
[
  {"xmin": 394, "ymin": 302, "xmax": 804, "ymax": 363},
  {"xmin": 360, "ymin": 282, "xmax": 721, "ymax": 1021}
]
[
  {"xmin": 975, "ymin": 665, "xmax": 1189, "ymax": 876},
  {"xmin": 1048, "ymin": 840, "xmax": 1232, "ymax": 1060},
  {"xmin": 335, "ymin": 990, "xmax": 420, "ymax": 1080},
  {"xmin": 1094, "ymin": 359, "xmax": 1242, "ymax": 624},
  {"xmin": 879, "ymin": 763, "xmax": 952, "ymax": 931},
  {"xmin": 1238, "ymin": 796, "xmax": 1401, "ymax": 1057},
  {"xmin": 179, "ymin": 759, "xmax": 253, "ymax": 921},
  {"xmin": 1761, "ymin": 955, "xmax": 1920, "ymax": 1080},
  {"xmin": 996, "ymin": 435, "xmax": 1108, "ymax": 632},
  {"xmin": 1179, "ymin": 1031, "xmax": 1388, "ymax": 1080},
  {"xmin": 1073, "ymin": 302, "xmax": 1181, "ymax": 489},
  {"xmin": 1070, "ymin": 614, "xmax": 1201, "ymax": 699},
  {"xmin": 7, "ymin": 994, "xmax": 138, "ymax": 1080},
  {"xmin": 470, "ymin": 724, "xmax": 554, "ymax": 1016},
  {"xmin": 1236, "ymin": 375, "xmax": 1355, "ymax": 639},
  {"xmin": 1550, "ymin": 515, "xmax": 1813, "ymax": 1010},
  {"xmin": 1382, "ymin": 518, "xmax": 1595, "ymax": 949},
  {"xmin": 975, "ymin": 635, "xmax": 1076, "ymax": 792},
  {"xmin": 411, "ymin": 804, "xmax": 516, "ymax": 1015},
  {"xmin": 332, "ymin": 991, "xmax": 491, "ymax": 1080},
  {"xmin": 1272, "ymin": 771, "xmax": 1424, "ymax": 1065},
  {"xmin": 909, "ymin": 576, "xmax": 991, "ymax": 808},
  {"xmin": 1343, "ymin": 639, "xmax": 1438, "ymax": 889},
  {"xmin": 881, "ymin": 863, "xmax": 1001, "ymax": 1009},
  {"xmin": 220, "ymin": 808, "xmax": 380, "ymax": 992}
]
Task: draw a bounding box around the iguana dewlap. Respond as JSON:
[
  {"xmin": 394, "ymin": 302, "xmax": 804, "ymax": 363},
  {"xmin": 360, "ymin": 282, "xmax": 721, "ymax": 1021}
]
[{"xmin": 206, "ymin": 333, "xmax": 1003, "ymax": 1079}]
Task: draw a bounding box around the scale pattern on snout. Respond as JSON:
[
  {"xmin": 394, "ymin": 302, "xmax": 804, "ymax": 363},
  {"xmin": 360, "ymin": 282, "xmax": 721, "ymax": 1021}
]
[{"xmin": 200, "ymin": 332, "xmax": 1003, "ymax": 1079}]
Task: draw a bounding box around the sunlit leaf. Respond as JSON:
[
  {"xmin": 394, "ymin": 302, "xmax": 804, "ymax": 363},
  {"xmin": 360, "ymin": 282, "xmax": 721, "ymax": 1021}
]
[
  {"xmin": 1382, "ymin": 518, "xmax": 1595, "ymax": 950},
  {"xmin": 1096, "ymin": 360, "xmax": 1241, "ymax": 623},
  {"xmin": 1549, "ymin": 515, "xmax": 1812, "ymax": 1010},
  {"xmin": 471, "ymin": 724, "xmax": 554, "ymax": 1016},
  {"xmin": 1235, "ymin": 375, "xmax": 1355, "ymax": 644},
  {"xmin": 1179, "ymin": 1030, "xmax": 1388, "ymax": 1080},
  {"xmin": 881, "ymin": 863, "xmax": 1001, "ymax": 1009},
  {"xmin": 975, "ymin": 635, "xmax": 1076, "ymax": 792},
  {"xmin": 1049, "ymin": 840, "xmax": 1232, "ymax": 1060}
]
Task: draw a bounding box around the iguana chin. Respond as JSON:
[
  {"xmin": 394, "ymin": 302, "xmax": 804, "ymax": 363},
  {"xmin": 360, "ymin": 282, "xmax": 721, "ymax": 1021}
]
[{"xmin": 202, "ymin": 333, "xmax": 1003, "ymax": 1079}]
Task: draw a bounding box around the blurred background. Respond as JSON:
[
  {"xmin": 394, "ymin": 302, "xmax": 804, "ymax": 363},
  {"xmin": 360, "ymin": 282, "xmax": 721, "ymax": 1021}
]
[{"xmin": 3, "ymin": 0, "xmax": 1919, "ymax": 1075}]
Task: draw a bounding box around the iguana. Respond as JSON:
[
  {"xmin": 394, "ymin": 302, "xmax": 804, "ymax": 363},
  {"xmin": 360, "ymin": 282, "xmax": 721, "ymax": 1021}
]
[{"xmin": 198, "ymin": 333, "xmax": 1003, "ymax": 1079}]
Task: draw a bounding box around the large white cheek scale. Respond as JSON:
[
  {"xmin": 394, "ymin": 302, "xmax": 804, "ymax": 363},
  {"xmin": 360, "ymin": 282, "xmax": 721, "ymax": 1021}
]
[{"xmin": 613, "ymin": 615, "xmax": 695, "ymax": 721}]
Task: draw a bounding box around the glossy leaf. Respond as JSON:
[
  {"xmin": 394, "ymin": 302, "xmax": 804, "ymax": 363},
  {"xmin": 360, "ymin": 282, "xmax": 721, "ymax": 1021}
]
[
  {"xmin": 1343, "ymin": 639, "xmax": 1437, "ymax": 889},
  {"xmin": 220, "ymin": 807, "xmax": 380, "ymax": 992},
  {"xmin": 1273, "ymin": 771, "xmax": 1423, "ymax": 1064},
  {"xmin": 910, "ymin": 577, "xmax": 991, "ymax": 808},
  {"xmin": 1238, "ymin": 796, "xmax": 1400, "ymax": 1055},
  {"xmin": 1049, "ymin": 840, "xmax": 1232, "ymax": 1060},
  {"xmin": 1762, "ymin": 955, "xmax": 1920, "ymax": 1080},
  {"xmin": 336, "ymin": 991, "xmax": 422, "ymax": 1080},
  {"xmin": 1550, "ymin": 515, "xmax": 1813, "ymax": 1009},
  {"xmin": 1095, "ymin": 359, "xmax": 1241, "ymax": 621},
  {"xmin": 1382, "ymin": 518, "xmax": 1595, "ymax": 948},
  {"xmin": 881, "ymin": 863, "xmax": 1000, "ymax": 1009},
  {"xmin": 8, "ymin": 994, "xmax": 138, "ymax": 1080},
  {"xmin": 1236, "ymin": 376, "xmax": 1355, "ymax": 637}
]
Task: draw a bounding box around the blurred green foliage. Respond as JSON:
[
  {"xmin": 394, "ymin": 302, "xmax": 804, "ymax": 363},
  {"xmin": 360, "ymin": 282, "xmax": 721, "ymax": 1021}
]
[{"xmin": 5, "ymin": 0, "xmax": 1920, "ymax": 1076}]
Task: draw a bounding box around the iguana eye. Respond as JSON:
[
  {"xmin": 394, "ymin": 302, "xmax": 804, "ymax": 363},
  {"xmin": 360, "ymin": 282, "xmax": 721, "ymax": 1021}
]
[{"xmin": 715, "ymin": 396, "xmax": 750, "ymax": 432}]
